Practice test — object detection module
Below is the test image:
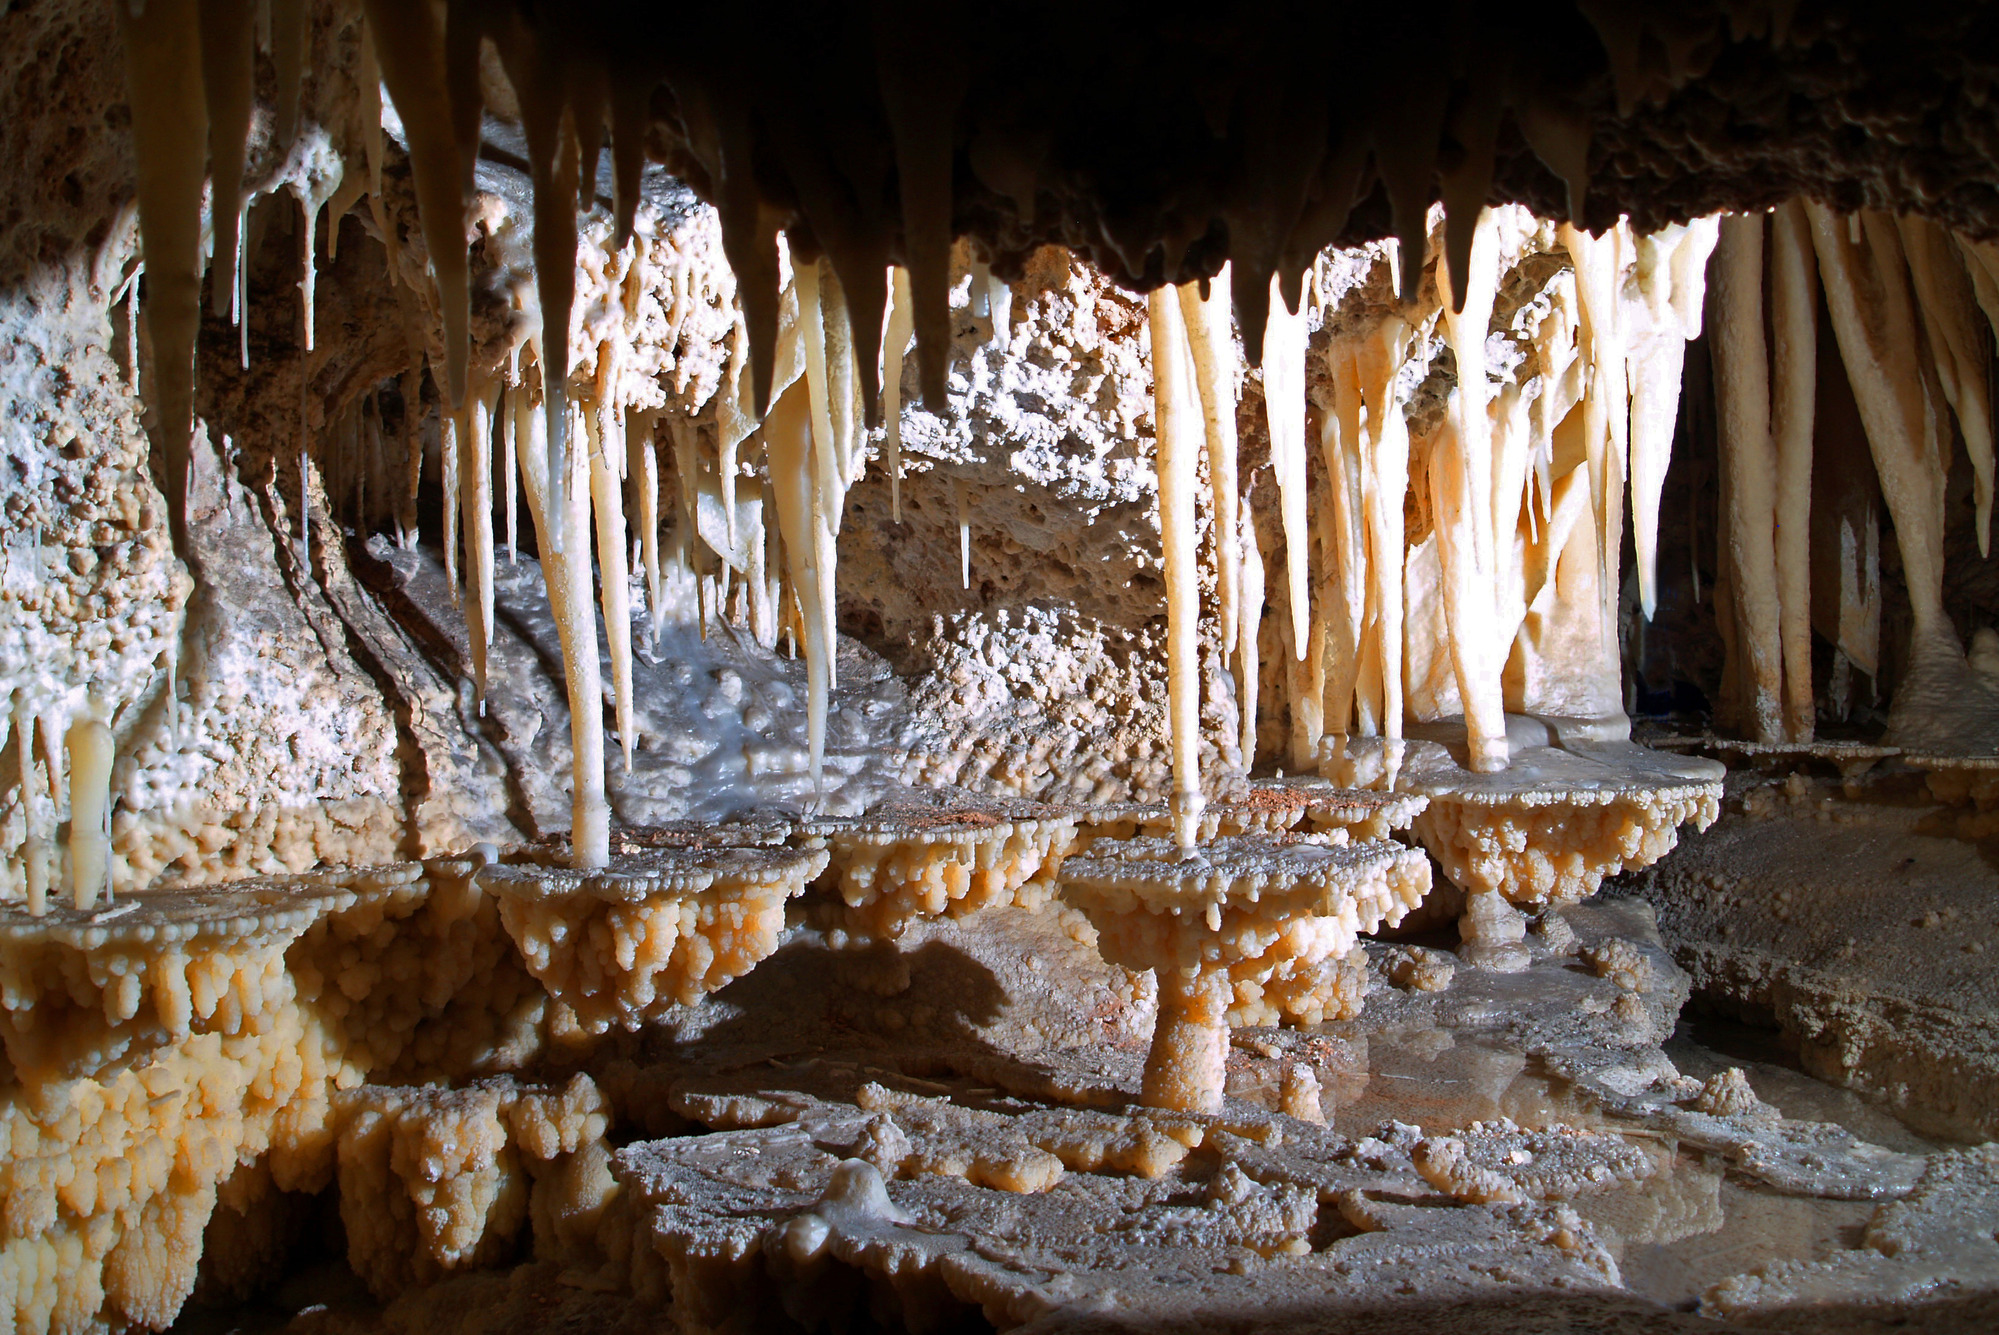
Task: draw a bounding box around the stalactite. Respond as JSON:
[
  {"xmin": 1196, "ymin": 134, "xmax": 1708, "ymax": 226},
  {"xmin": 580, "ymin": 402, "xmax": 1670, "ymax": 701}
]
[
  {"xmin": 15, "ymin": 703, "xmax": 47, "ymax": 917},
  {"xmin": 65, "ymin": 714, "xmax": 114, "ymax": 912},
  {"xmin": 1357, "ymin": 315, "xmax": 1415, "ymax": 746},
  {"xmin": 442, "ymin": 409, "xmax": 462, "ymax": 600},
  {"xmin": 363, "ymin": 0, "xmax": 471, "ymax": 409},
  {"xmin": 794, "ymin": 259, "xmax": 848, "ymax": 696},
  {"xmin": 636, "ymin": 416, "xmax": 664, "ymax": 646},
  {"xmin": 1263, "ymin": 273, "xmax": 1311, "ymax": 658},
  {"xmin": 116, "ymin": 0, "xmax": 207, "ymax": 558},
  {"xmin": 1237, "ymin": 496, "xmax": 1265, "ymax": 768},
  {"xmin": 765, "ymin": 379, "xmax": 830, "ymax": 796},
  {"xmin": 514, "ymin": 357, "xmax": 610, "ymax": 868},
  {"xmin": 297, "ymin": 190, "xmax": 320, "ymax": 353},
  {"xmin": 199, "ymin": 0, "xmax": 254, "ymax": 330},
  {"xmin": 1147, "ymin": 289, "xmax": 1205, "ymax": 848},
  {"xmin": 504, "ymin": 39, "xmax": 584, "ymax": 552},
  {"xmin": 461, "ymin": 379, "xmax": 498, "ymax": 704},
  {"xmin": 1437, "ymin": 209, "xmax": 1507, "ymax": 771},
  {"xmin": 1627, "ymin": 219, "xmax": 1719, "ymax": 622},
  {"xmin": 588, "ymin": 364, "xmax": 637, "ymax": 771},
  {"xmin": 1899, "ymin": 215, "xmax": 1996, "ymax": 557},
  {"xmin": 1178, "ymin": 269, "xmax": 1241, "ymax": 658},
  {"xmin": 1769, "ymin": 201, "xmax": 1818, "ymax": 743},
  {"xmin": 1805, "ymin": 206, "xmax": 1952, "ymax": 655},
  {"xmin": 956, "ymin": 480, "xmax": 972, "ymax": 591},
  {"xmin": 1712, "ymin": 213, "xmax": 1784, "ymax": 744},
  {"xmin": 884, "ymin": 266, "xmax": 915, "ymax": 521}
]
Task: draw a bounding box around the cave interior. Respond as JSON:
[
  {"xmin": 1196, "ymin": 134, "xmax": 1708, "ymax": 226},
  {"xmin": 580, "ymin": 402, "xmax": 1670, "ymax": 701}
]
[{"xmin": 2, "ymin": 3, "xmax": 1999, "ymax": 1333}]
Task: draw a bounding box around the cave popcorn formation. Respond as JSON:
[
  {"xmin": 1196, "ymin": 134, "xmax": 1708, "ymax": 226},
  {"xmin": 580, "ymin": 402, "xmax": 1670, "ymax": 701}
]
[{"xmin": 1, "ymin": 3, "xmax": 1997, "ymax": 1332}]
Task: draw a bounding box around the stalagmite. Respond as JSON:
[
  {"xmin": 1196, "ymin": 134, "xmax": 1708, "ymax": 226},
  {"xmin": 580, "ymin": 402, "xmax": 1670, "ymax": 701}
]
[
  {"xmin": 1147, "ymin": 289, "xmax": 1205, "ymax": 848},
  {"xmin": 1898, "ymin": 215, "xmax": 1995, "ymax": 556},
  {"xmin": 116, "ymin": 0, "xmax": 207, "ymax": 557},
  {"xmin": 1437, "ymin": 210, "xmax": 1508, "ymax": 772},
  {"xmin": 883, "ymin": 266, "xmax": 915, "ymax": 521},
  {"xmin": 1264, "ymin": 273, "xmax": 1311, "ymax": 655},
  {"xmin": 1712, "ymin": 213, "xmax": 1784, "ymax": 744},
  {"xmin": 1179, "ymin": 269, "xmax": 1241, "ymax": 654},
  {"xmin": 514, "ymin": 366, "xmax": 610, "ymax": 868},
  {"xmin": 65, "ymin": 715, "xmax": 114, "ymax": 912},
  {"xmin": 1769, "ymin": 201, "xmax": 1818, "ymax": 742}
]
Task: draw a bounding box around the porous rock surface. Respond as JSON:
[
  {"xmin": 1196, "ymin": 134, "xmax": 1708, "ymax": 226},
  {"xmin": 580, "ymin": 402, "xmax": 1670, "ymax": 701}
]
[{"xmin": 1620, "ymin": 772, "xmax": 1999, "ymax": 1144}]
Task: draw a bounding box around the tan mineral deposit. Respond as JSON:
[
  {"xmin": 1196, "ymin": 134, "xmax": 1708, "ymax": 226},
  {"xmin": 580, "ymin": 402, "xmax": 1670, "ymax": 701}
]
[{"xmin": 0, "ymin": 4, "xmax": 1996, "ymax": 1332}]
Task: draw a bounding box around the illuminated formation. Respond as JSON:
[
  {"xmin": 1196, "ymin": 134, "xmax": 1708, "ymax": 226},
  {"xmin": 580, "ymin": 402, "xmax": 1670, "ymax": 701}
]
[{"xmin": 1, "ymin": 2, "xmax": 1997, "ymax": 1331}]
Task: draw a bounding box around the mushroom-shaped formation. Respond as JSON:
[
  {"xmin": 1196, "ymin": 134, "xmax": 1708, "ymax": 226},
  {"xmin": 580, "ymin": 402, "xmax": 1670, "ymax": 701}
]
[
  {"xmin": 1696, "ymin": 736, "xmax": 1901, "ymax": 782},
  {"xmin": 1905, "ymin": 752, "xmax": 1999, "ymax": 809},
  {"xmin": 1059, "ymin": 835, "xmax": 1431, "ymax": 1113},
  {"xmin": 803, "ymin": 791, "xmax": 1082, "ymax": 938},
  {"xmin": 0, "ymin": 869, "xmax": 396, "ymax": 1074},
  {"xmin": 478, "ymin": 844, "xmax": 828, "ymax": 1035},
  {"xmin": 1065, "ymin": 782, "xmax": 1423, "ymax": 848},
  {"xmin": 1217, "ymin": 778, "xmax": 1430, "ymax": 843},
  {"xmin": 1396, "ymin": 733, "xmax": 1723, "ymax": 970},
  {"xmin": 0, "ymin": 865, "xmax": 423, "ymax": 1335}
]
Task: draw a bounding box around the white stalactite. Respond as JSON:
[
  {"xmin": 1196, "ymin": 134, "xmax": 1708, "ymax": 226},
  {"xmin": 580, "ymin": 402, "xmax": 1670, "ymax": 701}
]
[
  {"xmin": 883, "ymin": 266, "xmax": 915, "ymax": 522},
  {"xmin": 1438, "ymin": 208, "xmax": 1508, "ymax": 771},
  {"xmin": 1178, "ymin": 269, "xmax": 1241, "ymax": 656},
  {"xmin": 1148, "ymin": 288, "xmax": 1206, "ymax": 848},
  {"xmin": 1769, "ymin": 200, "xmax": 1818, "ymax": 743},
  {"xmin": 1263, "ymin": 272, "xmax": 1311, "ymax": 657},
  {"xmin": 1712, "ymin": 212, "xmax": 1784, "ymax": 744},
  {"xmin": 65, "ymin": 714, "xmax": 114, "ymax": 912},
  {"xmin": 514, "ymin": 362, "xmax": 609, "ymax": 869}
]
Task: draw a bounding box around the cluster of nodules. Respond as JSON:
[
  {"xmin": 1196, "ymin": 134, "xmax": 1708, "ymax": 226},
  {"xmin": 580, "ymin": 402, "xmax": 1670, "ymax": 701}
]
[{"xmin": 0, "ymin": 776, "xmax": 1457, "ymax": 1333}]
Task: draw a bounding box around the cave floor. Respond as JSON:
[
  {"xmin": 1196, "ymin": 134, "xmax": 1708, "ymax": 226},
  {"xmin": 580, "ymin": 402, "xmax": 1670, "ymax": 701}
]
[{"xmin": 160, "ymin": 875, "xmax": 1996, "ymax": 1335}]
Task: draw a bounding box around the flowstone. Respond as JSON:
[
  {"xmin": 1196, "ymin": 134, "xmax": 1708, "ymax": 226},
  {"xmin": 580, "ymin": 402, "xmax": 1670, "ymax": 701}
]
[
  {"xmin": 592, "ymin": 893, "xmax": 1971, "ymax": 1335},
  {"xmin": 1621, "ymin": 769, "xmax": 1999, "ymax": 1144}
]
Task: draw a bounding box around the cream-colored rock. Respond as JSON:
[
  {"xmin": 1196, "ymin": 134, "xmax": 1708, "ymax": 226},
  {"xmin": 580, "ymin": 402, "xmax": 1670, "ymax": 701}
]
[
  {"xmin": 480, "ymin": 844, "xmax": 828, "ymax": 1035},
  {"xmin": 1399, "ymin": 732, "xmax": 1722, "ymax": 911},
  {"xmin": 1061, "ymin": 834, "xmax": 1429, "ymax": 1111},
  {"xmin": 803, "ymin": 791, "xmax": 1080, "ymax": 938}
]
